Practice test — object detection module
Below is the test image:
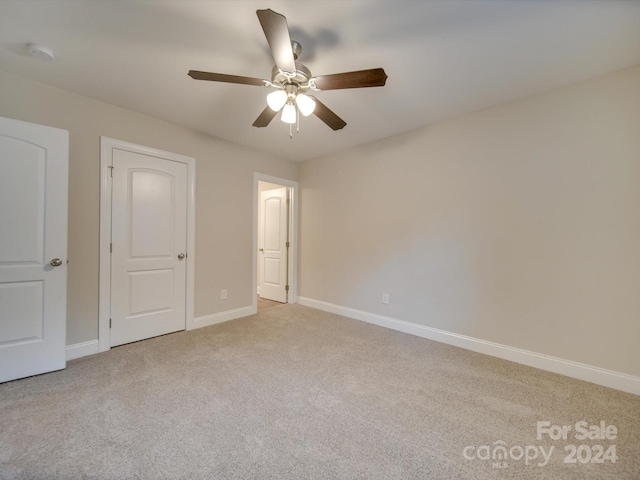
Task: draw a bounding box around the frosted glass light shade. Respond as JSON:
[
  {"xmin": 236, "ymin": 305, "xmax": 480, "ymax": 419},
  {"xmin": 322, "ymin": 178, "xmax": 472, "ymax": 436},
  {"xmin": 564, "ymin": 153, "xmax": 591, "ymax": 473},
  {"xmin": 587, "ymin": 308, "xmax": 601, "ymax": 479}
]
[
  {"xmin": 281, "ymin": 103, "xmax": 297, "ymax": 124},
  {"xmin": 295, "ymin": 94, "xmax": 316, "ymax": 116},
  {"xmin": 267, "ymin": 90, "xmax": 287, "ymax": 111}
]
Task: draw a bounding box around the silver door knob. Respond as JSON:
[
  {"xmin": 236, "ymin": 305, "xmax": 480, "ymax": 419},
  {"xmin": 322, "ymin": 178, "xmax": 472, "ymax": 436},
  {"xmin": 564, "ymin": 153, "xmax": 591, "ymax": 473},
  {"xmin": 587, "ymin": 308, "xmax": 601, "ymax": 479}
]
[
  {"xmin": 50, "ymin": 258, "xmax": 63, "ymax": 267},
  {"xmin": 177, "ymin": 253, "xmax": 185, "ymax": 260}
]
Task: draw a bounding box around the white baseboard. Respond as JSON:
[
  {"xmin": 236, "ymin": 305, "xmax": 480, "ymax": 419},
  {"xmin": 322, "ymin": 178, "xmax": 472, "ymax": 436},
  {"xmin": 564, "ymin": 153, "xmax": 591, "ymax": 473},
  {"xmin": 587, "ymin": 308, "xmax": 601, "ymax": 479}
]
[
  {"xmin": 298, "ymin": 296, "xmax": 640, "ymax": 396},
  {"xmin": 66, "ymin": 307, "xmax": 255, "ymax": 361},
  {"xmin": 66, "ymin": 340, "xmax": 100, "ymax": 361},
  {"xmin": 191, "ymin": 305, "xmax": 256, "ymax": 330}
]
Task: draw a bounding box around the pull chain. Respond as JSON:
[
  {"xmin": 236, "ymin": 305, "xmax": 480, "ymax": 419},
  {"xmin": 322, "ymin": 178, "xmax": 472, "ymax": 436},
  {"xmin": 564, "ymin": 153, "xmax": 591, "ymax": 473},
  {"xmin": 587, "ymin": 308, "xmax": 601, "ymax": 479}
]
[{"xmin": 288, "ymin": 106, "xmax": 300, "ymax": 139}]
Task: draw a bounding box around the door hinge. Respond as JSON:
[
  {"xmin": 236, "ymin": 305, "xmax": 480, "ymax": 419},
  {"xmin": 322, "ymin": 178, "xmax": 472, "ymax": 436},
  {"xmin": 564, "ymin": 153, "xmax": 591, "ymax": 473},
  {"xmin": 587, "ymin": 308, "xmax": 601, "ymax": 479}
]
[
  {"xmin": 110, "ymin": 243, "xmax": 112, "ymax": 253},
  {"xmin": 285, "ymin": 285, "xmax": 289, "ymax": 292},
  {"xmin": 286, "ymin": 241, "xmax": 290, "ymax": 248},
  {"xmin": 109, "ymin": 318, "xmax": 112, "ymax": 328},
  {"xmin": 108, "ymin": 165, "xmax": 114, "ymax": 177}
]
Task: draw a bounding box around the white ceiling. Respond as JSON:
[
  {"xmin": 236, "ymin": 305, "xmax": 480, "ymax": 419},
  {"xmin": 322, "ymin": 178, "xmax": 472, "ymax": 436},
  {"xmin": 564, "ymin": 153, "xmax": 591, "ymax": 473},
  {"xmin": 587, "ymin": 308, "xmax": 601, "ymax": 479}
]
[{"xmin": 1, "ymin": 0, "xmax": 639, "ymax": 162}]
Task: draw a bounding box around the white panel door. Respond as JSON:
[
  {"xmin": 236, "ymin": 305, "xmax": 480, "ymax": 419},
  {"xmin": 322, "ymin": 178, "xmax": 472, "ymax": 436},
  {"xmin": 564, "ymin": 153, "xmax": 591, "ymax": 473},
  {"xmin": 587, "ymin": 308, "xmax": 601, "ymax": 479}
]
[
  {"xmin": 0, "ymin": 116, "xmax": 68, "ymax": 383},
  {"xmin": 259, "ymin": 187, "xmax": 288, "ymax": 303},
  {"xmin": 110, "ymin": 149, "xmax": 187, "ymax": 347}
]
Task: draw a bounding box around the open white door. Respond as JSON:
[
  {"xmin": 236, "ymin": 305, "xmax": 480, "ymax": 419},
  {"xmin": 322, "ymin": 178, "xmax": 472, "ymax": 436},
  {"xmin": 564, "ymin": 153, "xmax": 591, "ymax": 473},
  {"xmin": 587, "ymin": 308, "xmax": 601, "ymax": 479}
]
[
  {"xmin": 110, "ymin": 149, "xmax": 188, "ymax": 347},
  {"xmin": 258, "ymin": 187, "xmax": 288, "ymax": 303},
  {"xmin": 0, "ymin": 116, "xmax": 68, "ymax": 383}
]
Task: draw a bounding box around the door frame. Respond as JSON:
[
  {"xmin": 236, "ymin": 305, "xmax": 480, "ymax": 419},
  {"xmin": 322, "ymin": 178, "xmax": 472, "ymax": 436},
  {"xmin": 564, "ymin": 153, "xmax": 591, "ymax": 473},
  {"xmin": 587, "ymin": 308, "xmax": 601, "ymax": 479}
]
[
  {"xmin": 253, "ymin": 173, "xmax": 298, "ymax": 312},
  {"xmin": 98, "ymin": 137, "xmax": 195, "ymax": 352}
]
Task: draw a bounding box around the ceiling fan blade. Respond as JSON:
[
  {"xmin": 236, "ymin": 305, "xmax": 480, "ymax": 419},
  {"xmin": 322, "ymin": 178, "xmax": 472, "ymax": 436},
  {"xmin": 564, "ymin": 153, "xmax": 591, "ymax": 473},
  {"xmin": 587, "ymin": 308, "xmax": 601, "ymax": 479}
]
[
  {"xmin": 188, "ymin": 70, "xmax": 265, "ymax": 87},
  {"xmin": 313, "ymin": 68, "xmax": 388, "ymax": 91},
  {"xmin": 309, "ymin": 97, "xmax": 346, "ymax": 131},
  {"xmin": 256, "ymin": 9, "xmax": 296, "ymax": 74},
  {"xmin": 252, "ymin": 106, "xmax": 279, "ymax": 128}
]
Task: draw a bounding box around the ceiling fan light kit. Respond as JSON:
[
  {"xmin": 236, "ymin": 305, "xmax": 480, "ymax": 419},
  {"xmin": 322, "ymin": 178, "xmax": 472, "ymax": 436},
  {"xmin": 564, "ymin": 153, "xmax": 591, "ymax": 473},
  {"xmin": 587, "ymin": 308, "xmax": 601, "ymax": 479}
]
[
  {"xmin": 188, "ymin": 9, "xmax": 388, "ymax": 138},
  {"xmin": 266, "ymin": 90, "xmax": 287, "ymax": 111},
  {"xmin": 296, "ymin": 94, "xmax": 316, "ymax": 117},
  {"xmin": 281, "ymin": 103, "xmax": 297, "ymax": 124}
]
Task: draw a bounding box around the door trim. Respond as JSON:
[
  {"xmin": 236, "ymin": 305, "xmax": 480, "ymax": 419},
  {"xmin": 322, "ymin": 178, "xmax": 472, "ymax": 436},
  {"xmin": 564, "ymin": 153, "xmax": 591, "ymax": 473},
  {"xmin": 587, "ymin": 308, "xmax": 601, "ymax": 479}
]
[
  {"xmin": 253, "ymin": 173, "xmax": 298, "ymax": 313},
  {"xmin": 99, "ymin": 137, "xmax": 196, "ymax": 352}
]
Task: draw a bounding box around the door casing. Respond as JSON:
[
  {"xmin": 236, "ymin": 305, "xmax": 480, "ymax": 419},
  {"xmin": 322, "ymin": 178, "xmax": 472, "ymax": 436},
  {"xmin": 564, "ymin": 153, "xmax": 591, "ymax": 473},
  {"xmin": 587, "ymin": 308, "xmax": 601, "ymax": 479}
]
[{"xmin": 99, "ymin": 137, "xmax": 195, "ymax": 352}]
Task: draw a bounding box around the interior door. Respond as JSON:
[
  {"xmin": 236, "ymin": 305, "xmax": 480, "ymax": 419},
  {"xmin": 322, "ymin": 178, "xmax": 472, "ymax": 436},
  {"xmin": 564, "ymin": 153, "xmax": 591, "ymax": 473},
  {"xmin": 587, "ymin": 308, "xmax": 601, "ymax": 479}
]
[
  {"xmin": 110, "ymin": 149, "xmax": 187, "ymax": 347},
  {"xmin": 0, "ymin": 116, "xmax": 68, "ymax": 383},
  {"xmin": 259, "ymin": 187, "xmax": 288, "ymax": 303}
]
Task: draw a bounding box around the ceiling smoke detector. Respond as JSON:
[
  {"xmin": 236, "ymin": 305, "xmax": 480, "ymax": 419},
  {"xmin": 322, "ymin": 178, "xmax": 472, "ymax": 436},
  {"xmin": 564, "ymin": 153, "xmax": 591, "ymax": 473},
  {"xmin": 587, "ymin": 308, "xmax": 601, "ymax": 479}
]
[{"xmin": 27, "ymin": 44, "xmax": 56, "ymax": 61}]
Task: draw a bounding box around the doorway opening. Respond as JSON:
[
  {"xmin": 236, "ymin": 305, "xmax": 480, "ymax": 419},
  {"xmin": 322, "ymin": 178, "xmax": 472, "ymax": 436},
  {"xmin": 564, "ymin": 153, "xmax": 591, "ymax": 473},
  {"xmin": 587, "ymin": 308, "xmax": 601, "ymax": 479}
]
[{"xmin": 253, "ymin": 173, "xmax": 298, "ymax": 314}]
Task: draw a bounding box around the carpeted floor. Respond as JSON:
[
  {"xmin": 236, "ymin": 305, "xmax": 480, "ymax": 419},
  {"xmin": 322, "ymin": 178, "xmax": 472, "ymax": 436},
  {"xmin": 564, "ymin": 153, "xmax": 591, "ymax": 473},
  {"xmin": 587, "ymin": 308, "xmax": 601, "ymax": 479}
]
[
  {"xmin": 1, "ymin": 304, "xmax": 639, "ymax": 479},
  {"xmin": 257, "ymin": 296, "xmax": 285, "ymax": 312}
]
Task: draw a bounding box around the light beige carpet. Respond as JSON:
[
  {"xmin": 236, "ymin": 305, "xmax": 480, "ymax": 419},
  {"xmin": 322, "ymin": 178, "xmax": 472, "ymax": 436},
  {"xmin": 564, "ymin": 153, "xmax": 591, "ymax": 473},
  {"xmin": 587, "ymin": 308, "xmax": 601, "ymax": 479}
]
[{"xmin": 1, "ymin": 304, "xmax": 639, "ymax": 479}]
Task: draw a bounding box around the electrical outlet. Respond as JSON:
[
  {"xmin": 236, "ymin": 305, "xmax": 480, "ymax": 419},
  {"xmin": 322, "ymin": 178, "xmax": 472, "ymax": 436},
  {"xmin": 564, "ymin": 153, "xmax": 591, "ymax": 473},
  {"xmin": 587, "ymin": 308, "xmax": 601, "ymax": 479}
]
[
  {"xmin": 382, "ymin": 293, "xmax": 389, "ymax": 304},
  {"xmin": 221, "ymin": 289, "xmax": 227, "ymax": 300}
]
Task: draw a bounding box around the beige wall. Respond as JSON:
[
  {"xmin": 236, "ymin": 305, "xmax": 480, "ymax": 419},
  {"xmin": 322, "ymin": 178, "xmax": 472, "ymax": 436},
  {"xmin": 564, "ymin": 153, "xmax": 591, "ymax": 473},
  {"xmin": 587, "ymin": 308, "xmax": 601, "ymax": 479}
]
[
  {"xmin": 299, "ymin": 64, "xmax": 640, "ymax": 377},
  {"xmin": 0, "ymin": 69, "xmax": 298, "ymax": 345}
]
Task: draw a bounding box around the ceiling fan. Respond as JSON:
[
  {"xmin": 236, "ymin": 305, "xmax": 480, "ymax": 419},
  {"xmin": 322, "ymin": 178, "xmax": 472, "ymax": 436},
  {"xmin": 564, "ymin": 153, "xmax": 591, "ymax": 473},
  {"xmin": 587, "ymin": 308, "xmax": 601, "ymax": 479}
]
[{"xmin": 188, "ymin": 9, "xmax": 388, "ymax": 136}]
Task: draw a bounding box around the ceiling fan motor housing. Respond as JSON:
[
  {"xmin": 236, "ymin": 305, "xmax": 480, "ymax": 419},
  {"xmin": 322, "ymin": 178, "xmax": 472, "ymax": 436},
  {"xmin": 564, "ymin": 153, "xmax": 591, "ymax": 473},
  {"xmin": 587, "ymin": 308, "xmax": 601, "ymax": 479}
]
[{"xmin": 271, "ymin": 62, "xmax": 312, "ymax": 92}]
